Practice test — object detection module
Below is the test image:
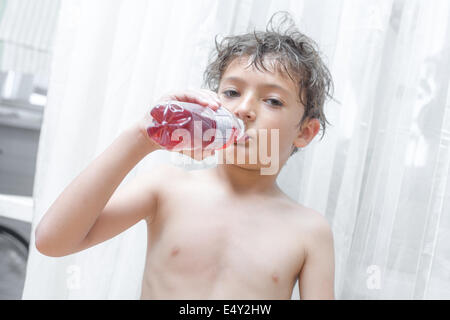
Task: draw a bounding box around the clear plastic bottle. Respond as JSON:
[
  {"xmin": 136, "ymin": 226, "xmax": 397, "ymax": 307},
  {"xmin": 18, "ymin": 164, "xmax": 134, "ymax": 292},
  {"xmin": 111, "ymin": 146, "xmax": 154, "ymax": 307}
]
[{"xmin": 146, "ymin": 100, "xmax": 245, "ymax": 152}]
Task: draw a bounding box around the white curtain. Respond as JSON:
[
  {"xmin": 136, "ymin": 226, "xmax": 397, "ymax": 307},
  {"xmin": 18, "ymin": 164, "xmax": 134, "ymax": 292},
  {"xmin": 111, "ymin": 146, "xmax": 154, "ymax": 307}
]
[
  {"xmin": 0, "ymin": 0, "xmax": 60, "ymax": 81},
  {"xmin": 22, "ymin": 0, "xmax": 450, "ymax": 299}
]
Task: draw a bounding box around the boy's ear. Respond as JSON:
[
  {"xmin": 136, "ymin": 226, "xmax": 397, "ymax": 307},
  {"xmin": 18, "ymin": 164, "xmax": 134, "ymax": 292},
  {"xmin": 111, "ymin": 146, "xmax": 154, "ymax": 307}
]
[{"xmin": 293, "ymin": 118, "xmax": 321, "ymax": 148}]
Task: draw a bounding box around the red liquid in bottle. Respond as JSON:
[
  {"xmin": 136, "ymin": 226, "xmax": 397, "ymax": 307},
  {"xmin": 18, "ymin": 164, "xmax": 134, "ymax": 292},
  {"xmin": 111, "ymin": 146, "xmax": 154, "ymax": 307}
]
[{"xmin": 147, "ymin": 103, "xmax": 217, "ymax": 150}]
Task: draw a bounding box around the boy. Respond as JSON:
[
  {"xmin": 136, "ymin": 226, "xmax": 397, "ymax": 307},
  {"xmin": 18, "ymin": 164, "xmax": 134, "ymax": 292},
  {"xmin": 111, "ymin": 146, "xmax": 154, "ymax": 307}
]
[{"xmin": 35, "ymin": 12, "xmax": 335, "ymax": 299}]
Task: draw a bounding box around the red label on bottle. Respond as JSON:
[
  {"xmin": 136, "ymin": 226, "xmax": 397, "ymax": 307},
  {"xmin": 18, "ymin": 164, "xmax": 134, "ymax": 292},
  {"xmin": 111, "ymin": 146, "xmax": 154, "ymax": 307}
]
[{"xmin": 147, "ymin": 103, "xmax": 217, "ymax": 151}]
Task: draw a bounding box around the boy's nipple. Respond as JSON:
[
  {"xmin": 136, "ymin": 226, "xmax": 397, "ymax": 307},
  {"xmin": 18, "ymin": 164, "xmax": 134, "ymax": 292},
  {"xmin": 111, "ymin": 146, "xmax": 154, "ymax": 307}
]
[
  {"xmin": 271, "ymin": 272, "xmax": 279, "ymax": 283},
  {"xmin": 170, "ymin": 246, "xmax": 180, "ymax": 256}
]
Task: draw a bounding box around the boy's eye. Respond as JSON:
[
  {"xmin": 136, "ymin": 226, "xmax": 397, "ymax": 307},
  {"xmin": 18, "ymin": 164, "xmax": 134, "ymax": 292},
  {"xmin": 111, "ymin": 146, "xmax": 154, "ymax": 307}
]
[
  {"xmin": 221, "ymin": 90, "xmax": 283, "ymax": 107},
  {"xmin": 266, "ymin": 98, "xmax": 283, "ymax": 107},
  {"xmin": 223, "ymin": 90, "xmax": 239, "ymax": 97}
]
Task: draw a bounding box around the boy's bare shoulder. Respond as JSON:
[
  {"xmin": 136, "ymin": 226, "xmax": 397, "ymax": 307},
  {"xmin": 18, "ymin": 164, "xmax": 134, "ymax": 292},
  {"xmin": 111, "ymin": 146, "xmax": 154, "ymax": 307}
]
[
  {"xmin": 138, "ymin": 163, "xmax": 188, "ymax": 196},
  {"xmin": 278, "ymin": 194, "xmax": 333, "ymax": 242},
  {"xmin": 296, "ymin": 205, "xmax": 333, "ymax": 254}
]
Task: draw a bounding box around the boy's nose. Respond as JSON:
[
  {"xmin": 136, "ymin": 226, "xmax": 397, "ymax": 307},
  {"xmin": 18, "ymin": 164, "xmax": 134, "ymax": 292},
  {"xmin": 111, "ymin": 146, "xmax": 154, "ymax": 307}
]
[{"xmin": 233, "ymin": 100, "xmax": 256, "ymax": 122}]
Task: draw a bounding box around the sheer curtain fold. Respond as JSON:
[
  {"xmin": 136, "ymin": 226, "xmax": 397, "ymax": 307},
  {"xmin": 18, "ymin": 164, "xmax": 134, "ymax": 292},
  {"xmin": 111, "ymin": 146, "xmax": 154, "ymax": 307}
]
[
  {"xmin": 333, "ymin": 0, "xmax": 450, "ymax": 299},
  {"xmin": 22, "ymin": 0, "xmax": 450, "ymax": 299},
  {"xmin": 0, "ymin": 0, "xmax": 60, "ymax": 80}
]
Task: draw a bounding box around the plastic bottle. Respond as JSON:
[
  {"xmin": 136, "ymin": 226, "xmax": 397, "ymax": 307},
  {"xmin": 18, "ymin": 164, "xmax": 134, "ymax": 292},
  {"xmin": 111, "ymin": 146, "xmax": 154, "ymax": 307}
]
[{"xmin": 146, "ymin": 100, "xmax": 245, "ymax": 152}]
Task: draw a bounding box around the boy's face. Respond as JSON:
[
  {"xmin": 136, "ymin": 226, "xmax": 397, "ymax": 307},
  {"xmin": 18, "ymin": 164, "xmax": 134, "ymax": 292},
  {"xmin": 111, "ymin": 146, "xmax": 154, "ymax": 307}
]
[{"xmin": 217, "ymin": 55, "xmax": 320, "ymax": 173}]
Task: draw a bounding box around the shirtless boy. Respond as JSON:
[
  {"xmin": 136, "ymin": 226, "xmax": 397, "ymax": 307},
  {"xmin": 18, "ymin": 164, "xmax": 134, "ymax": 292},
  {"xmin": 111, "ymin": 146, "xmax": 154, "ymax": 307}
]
[{"xmin": 35, "ymin": 13, "xmax": 335, "ymax": 300}]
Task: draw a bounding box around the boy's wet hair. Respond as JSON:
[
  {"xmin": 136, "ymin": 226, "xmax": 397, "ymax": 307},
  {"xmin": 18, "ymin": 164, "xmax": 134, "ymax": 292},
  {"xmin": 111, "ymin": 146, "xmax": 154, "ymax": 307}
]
[{"xmin": 203, "ymin": 11, "xmax": 335, "ymax": 156}]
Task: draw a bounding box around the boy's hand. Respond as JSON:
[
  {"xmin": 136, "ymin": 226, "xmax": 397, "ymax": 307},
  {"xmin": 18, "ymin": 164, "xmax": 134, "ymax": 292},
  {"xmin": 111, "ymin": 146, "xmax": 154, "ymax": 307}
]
[
  {"xmin": 156, "ymin": 89, "xmax": 221, "ymax": 111},
  {"xmin": 135, "ymin": 89, "xmax": 221, "ymax": 160}
]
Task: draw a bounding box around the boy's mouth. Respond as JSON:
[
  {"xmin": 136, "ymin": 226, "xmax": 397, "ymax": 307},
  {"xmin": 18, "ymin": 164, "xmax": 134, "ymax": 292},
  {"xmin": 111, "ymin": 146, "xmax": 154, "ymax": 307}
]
[{"xmin": 234, "ymin": 134, "xmax": 250, "ymax": 145}]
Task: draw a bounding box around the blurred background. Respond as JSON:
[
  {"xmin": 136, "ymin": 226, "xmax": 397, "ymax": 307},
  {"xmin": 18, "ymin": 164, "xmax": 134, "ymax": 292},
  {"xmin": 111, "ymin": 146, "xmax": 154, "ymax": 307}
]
[
  {"xmin": 0, "ymin": 0, "xmax": 59, "ymax": 299},
  {"xmin": 0, "ymin": 0, "xmax": 449, "ymax": 300}
]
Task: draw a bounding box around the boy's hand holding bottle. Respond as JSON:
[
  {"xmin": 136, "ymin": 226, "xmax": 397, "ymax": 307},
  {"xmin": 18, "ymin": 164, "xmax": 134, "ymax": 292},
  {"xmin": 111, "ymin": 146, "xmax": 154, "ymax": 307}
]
[{"xmin": 134, "ymin": 89, "xmax": 245, "ymax": 161}]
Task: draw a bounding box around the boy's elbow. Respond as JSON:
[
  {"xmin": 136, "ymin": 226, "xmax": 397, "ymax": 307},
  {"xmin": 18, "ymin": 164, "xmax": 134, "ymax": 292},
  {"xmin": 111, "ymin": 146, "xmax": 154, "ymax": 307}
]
[
  {"xmin": 35, "ymin": 240, "xmax": 72, "ymax": 257},
  {"xmin": 35, "ymin": 232, "xmax": 59, "ymax": 257},
  {"xmin": 34, "ymin": 227, "xmax": 71, "ymax": 258}
]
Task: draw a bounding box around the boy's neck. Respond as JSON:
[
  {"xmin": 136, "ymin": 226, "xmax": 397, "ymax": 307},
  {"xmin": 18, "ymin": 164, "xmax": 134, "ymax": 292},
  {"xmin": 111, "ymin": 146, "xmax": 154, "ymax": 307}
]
[{"xmin": 210, "ymin": 164, "xmax": 283, "ymax": 197}]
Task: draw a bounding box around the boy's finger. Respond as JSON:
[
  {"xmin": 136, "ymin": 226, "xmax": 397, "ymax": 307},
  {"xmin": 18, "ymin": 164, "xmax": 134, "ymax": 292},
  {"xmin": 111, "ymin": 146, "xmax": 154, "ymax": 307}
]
[
  {"xmin": 186, "ymin": 90, "xmax": 220, "ymax": 111},
  {"xmin": 157, "ymin": 90, "xmax": 219, "ymax": 111},
  {"xmin": 200, "ymin": 89, "xmax": 221, "ymax": 107}
]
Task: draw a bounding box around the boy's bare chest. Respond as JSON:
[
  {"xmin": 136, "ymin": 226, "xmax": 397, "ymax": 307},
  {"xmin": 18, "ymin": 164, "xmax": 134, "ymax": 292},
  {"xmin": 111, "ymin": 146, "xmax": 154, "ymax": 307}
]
[{"xmin": 144, "ymin": 176, "xmax": 305, "ymax": 292}]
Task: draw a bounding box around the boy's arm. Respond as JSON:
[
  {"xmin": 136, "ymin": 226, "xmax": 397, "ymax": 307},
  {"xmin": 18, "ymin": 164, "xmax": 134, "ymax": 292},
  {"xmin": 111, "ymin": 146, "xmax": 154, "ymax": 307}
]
[
  {"xmin": 35, "ymin": 125, "xmax": 161, "ymax": 257},
  {"xmin": 298, "ymin": 214, "xmax": 335, "ymax": 299},
  {"xmin": 35, "ymin": 89, "xmax": 221, "ymax": 257}
]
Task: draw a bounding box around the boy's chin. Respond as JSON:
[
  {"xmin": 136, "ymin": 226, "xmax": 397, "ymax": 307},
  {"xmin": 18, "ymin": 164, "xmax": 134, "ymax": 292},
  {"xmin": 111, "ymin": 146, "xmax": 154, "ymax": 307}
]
[
  {"xmin": 216, "ymin": 147, "xmax": 270, "ymax": 171},
  {"xmin": 220, "ymin": 143, "xmax": 283, "ymax": 175},
  {"xmin": 229, "ymin": 162, "xmax": 261, "ymax": 171}
]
